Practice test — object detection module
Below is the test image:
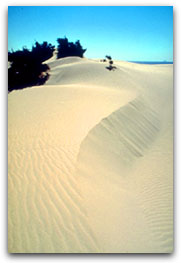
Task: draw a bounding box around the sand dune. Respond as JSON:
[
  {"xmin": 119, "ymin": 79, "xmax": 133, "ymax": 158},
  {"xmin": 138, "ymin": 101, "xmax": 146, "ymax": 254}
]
[
  {"xmin": 8, "ymin": 56, "xmax": 173, "ymax": 253},
  {"xmin": 77, "ymin": 96, "xmax": 173, "ymax": 253}
]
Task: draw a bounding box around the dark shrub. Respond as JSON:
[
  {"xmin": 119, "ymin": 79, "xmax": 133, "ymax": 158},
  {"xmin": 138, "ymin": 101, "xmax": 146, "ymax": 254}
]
[
  {"xmin": 57, "ymin": 37, "xmax": 86, "ymax": 59},
  {"xmin": 8, "ymin": 42, "xmax": 54, "ymax": 92},
  {"xmin": 105, "ymin": 55, "xmax": 117, "ymax": 71},
  {"xmin": 100, "ymin": 59, "xmax": 107, "ymax": 62},
  {"xmin": 31, "ymin": 41, "xmax": 55, "ymax": 63},
  {"xmin": 105, "ymin": 55, "xmax": 112, "ymax": 60}
]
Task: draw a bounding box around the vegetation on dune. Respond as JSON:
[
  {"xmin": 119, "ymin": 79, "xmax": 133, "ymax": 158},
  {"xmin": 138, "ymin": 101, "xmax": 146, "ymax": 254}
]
[
  {"xmin": 8, "ymin": 38, "xmax": 116, "ymax": 93},
  {"xmin": 57, "ymin": 37, "xmax": 86, "ymax": 59},
  {"xmin": 105, "ymin": 55, "xmax": 117, "ymax": 71},
  {"xmin": 31, "ymin": 41, "xmax": 55, "ymax": 63},
  {"xmin": 8, "ymin": 42, "xmax": 55, "ymax": 92},
  {"xmin": 100, "ymin": 55, "xmax": 117, "ymax": 71},
  {"xmin": 8, "ymin": 37, "xmax": 87, "ymax": 92},
  {"xmin": 7, "ymin": 37, "xmax": 119, "ymax": 93},
  {"xmin": 100, "ymin": 59, "xmax": 107, "ymax": 62}
]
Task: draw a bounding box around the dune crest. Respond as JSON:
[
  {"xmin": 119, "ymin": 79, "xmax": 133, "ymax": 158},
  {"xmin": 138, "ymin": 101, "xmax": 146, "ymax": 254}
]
[
  {"xmin": 8, "ymin": 56, "xmax": 173, "ymax": 253},
  {"xmin": 76, "ymin": 95, "xmax": 172, "ymax": 253}
]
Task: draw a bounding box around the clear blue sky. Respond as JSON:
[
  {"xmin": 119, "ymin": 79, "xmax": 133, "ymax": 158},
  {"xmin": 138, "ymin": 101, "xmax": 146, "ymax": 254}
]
[{"xmin": 8, "ymin": 6, "xmax": 173, "ymax": 61}]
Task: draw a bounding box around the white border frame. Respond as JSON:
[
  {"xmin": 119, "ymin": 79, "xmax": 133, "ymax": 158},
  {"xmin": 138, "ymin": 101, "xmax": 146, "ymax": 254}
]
[{"xmin": 2, "ymin": 1, "xmax": 180, "ymax": 262}]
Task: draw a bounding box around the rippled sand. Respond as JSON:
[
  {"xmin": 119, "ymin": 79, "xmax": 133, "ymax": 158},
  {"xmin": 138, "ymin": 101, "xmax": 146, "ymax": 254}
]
[{"xmin": 8, "ymin": 56, "xmax": 173, "ymax": 253}]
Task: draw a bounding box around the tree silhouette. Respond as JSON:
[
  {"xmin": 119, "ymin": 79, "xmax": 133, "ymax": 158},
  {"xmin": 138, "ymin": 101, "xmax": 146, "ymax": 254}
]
[
  {"xmin": 8, "ymin": 41, "xmax": 54, "ymax": 92},
  {"xmin": 57, "ymin": 37, "xmax": 86, "ymax": 59},
  {"xmin": 31, "ymin": 41, "xmax": 55, "ymax": 62}
]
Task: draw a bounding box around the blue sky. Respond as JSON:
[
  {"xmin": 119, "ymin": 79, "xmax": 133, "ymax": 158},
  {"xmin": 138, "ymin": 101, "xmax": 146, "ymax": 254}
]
[{"xmin": 8, "ymin": 6, "xmax": 173, "ymax": 61}]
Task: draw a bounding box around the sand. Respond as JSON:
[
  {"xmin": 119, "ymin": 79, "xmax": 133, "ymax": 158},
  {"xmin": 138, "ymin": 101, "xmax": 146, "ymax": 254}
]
[{"xmin": 8, "ymin": 56, "xmax": 173, "ymax": 253}]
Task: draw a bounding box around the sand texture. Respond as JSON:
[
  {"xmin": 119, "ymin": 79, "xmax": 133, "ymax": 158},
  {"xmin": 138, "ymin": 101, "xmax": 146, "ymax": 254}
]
[{"xmin": 8, "ymin": 57, "xmax": 173, "ymax": 253}]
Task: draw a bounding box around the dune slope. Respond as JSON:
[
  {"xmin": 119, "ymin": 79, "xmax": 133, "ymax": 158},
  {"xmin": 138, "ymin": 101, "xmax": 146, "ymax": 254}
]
[{"xmin": 8, "ymin": 57, "xmax": 173, "ymax": 253}]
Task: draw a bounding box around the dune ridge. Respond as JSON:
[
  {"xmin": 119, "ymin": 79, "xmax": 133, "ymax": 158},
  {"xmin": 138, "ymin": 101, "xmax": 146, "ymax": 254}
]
[
  {"xmin": 76, "ymin": 94, "xmax": 173, "ymax": 253},
  {"xmin": 8, "ymin": 56, "xmax": 173, "ymax": 253}
]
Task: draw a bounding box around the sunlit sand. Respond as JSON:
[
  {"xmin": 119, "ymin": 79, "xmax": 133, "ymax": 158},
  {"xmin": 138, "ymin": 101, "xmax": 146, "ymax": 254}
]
[{"xmin": 8, "ymin": 56, "xmax": 173, "ymax": 253}]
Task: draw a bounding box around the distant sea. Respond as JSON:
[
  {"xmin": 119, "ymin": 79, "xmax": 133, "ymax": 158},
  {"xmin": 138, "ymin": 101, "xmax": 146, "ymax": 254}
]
[{"xmin": 130, "ymin": 61, "xmax": 173, "ymax": 65}]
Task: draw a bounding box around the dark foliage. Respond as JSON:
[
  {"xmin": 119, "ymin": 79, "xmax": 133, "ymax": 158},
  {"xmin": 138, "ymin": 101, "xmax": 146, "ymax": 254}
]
[
  {"xmin": 31, "ymin": 41, "xmax": 55, "ymax": 63},
  {"xmin": 8, "ymin": 42, "xmax": 55, "ymax": 92},
  {"xmin": 100, "ymin": 59, "xmax": 107, "ymax": 62},
  {"xmin": 105, "ymin": 55, "xmax": 112, "ymax": 60},
  {"xmin": 106, "ymin": 65, "xmax": 117, "ymax": 71},
  {"xmin": 57, "ymin": 37, "xmax": 86, "ymax": 59},
  {"xmin": 105, "ymin": 55, "xmax": 117, "ymax": 71}
]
